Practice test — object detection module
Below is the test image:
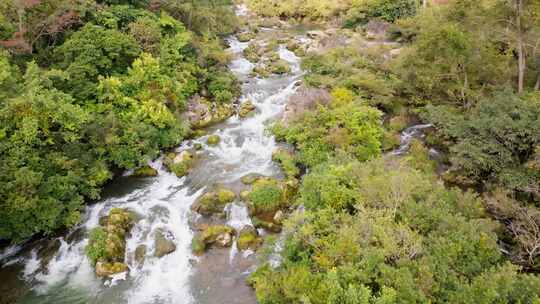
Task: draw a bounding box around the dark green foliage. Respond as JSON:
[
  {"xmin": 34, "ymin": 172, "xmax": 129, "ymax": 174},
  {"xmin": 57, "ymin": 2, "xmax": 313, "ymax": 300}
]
[
  {"xmin": 54, "ymin": 24, "xmax": 141, "ymax": 100},
  {"xmin": 345, "ymin": 0, "xmax": 419, "ymax": 27},
  {"xmin": 0, "ymin": 62, "xmax": 109, "ymax": 241},
  {"xmin": 86, "ymin": 228, "xmax": 108, "ymax": 265},
  {"xmin": 207, "ymin": 69, "xmax": 240, "ymax": 104},
  {"xmin": 0, "ymin": 0, "xmax": 237, "ymax": 242},
  {"xmin": 423, "ymin": 92, "xmax": 540, "ymax": 198}
]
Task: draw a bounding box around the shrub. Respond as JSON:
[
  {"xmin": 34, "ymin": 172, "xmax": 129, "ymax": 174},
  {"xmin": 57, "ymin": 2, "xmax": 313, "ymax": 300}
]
[
  {"xmin": 86, "ymin": 228, "xmax": 108, "ymax": 265},
  {"xmin": 249, "ymin": 179, "xmax": 284, "ymax": 214},
  {"xmin": 249, "ymin": 158, "xmax": 540, "ymax": 304},
  {"xmin": 345, "ymin": 0, "xmax": 419, "ymax": 27},
  {"xmin": 272, "ymin": 102, "xmax": 383, "ymax": 167}
]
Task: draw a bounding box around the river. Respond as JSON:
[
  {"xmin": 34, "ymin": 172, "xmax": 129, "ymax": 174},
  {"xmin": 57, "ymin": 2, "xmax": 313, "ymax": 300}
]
[{"xmin": 0, "ymin": 8, "xmax": 305, "ymax": 304}]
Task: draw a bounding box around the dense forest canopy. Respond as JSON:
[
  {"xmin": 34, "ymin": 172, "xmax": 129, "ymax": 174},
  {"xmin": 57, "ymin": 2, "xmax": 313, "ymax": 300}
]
[{"xmin": 0, "ymin": 0, "xmax": 239, "ymax": 241}]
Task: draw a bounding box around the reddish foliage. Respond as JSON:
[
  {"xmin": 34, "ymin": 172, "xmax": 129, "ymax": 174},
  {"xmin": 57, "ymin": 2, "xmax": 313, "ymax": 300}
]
[
  {"xmin": 0, "ymin": 31, "xmax": 31, "ymax": 53},
  {"xmin": 18, "ymin": 0, "xmax": 42, "ymax": 9},
  {"xmin": 47, "ymin": 10, "xmax": 79, "ymax": 34}
]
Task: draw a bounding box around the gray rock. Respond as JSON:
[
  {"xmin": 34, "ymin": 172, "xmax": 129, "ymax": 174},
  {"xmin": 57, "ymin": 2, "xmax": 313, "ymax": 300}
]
[
  {"xmin": 135, "ymin": 244, "xmax": 147, "ymax": 265},
  {"xmin": 154, "ymin": 229, "xmax": 177, "ymax": 258}
]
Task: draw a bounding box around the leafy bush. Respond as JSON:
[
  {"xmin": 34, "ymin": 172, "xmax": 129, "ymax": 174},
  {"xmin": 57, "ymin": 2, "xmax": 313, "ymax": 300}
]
[
  {"xmin": 422, "ymin": 92, "xmax": 540, "ymax": 198},
  {"xmin": 302, "ymin": 47, "xmax": 397, "ymax": 110},
  {"xmin": 207, "ymin": 70, "xmax": 240, "ymax": 104},
  {"xmin": 345, "ymin": 0, "xmax": 419, "ymax": 27},
  {"xmin": 54, "ymin": 24, "xmax": 141, "ymax": 100},
  {"xmin": 273, "ymin": 102, "xmax": 383, "ymax": 167},
  {"xmin": 249, "ymin": 179, "xmax": 284, "ymax": 214},
  {"xmin": 85, "ymin": 228, "xmax": 108, "ymax": 265}
]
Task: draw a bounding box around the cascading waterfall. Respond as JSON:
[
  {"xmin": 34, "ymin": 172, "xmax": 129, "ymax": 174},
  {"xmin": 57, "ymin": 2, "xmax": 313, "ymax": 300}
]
[{"xmin": 0, "ymin": 11, "xmax": 306, "ymax": 304}]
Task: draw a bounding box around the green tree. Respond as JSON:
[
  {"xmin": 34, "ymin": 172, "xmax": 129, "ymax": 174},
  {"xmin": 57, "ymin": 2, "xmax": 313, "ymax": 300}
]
[{"xmin": 54, "ymin": 23, "xmax": 140, "ymax": 100}]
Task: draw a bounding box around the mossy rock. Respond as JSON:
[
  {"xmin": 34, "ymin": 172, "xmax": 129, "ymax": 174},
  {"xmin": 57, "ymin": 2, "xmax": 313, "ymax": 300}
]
[
  {"xmin": 244, "ymin": 43, "xmax": 262, "ymax": 63},
  {"xmin": 207, "ymin": 135, "xmax": 221, "ymax": 146},
  {"xmin": 211, "ymin": 104, "xmax": 235, "ymax": 123},
  {"xmin": 192, "ymin": 188, "xmax": 236, "ymax": 216},
  {"xmin": 241, "ymin": 173, "xmax": 265, "ymax": 185},
  {"xmin": 218, "ymin": 188, "xmax": 236, "ymax": 203},
  {"xmin": 134, "ymin": 244, "xmax": 147, "ymax": 265},
  {"xmin": 154, "ymin": 229, "xmax": 176, "ymax": 258},
  {"xmin": 164, "ymin": 151, "xmax": 194, "ymax": 178},
  {"xmin": 252, "ymin": 217, "xmax": 282, "ymax": 233},
  {"xmin": 286, "ymin": 40, "xmax": 300, "ymax": 52},
  {"xmin": 192, "ymin": 225, "xmax": 236, "ymax": 255},
  {"xmin": 95, "ymin": 261, "xmax": 128, "ymax": 277},
  {"xmin": 267, "ymin": 59, "xmax": 291, "ymax": 75},
  {"xmin": 252, "ymin": 65, "xmax": 271, "ymax": 78},
  {"xmin": 237, "ymin": 226, "xmax": 262, "ymax": 251},
  {"xmin": 87, "ymin": 208, "xmax": 135, "ymax": 275},
  {"xmin": 240, "ymin": 190, "xmax": 251, "ymax": 201},
  {"xmin": 133, "ymin": 165, "xmax": 158, "ymax": 177},
  {"xmin": 239, "ymin": 101, "xmax": 256, "ymax": 118},
  {"xmin": 237, "ymin": 31, "xmax": 256, "ymax": 42},
  {"xmin": 107, "ymin": 208, "xmax": 135, "ymax": 235}
]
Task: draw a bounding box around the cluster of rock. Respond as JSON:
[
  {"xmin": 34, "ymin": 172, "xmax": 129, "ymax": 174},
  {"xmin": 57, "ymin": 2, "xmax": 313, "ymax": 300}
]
[
  {"xmin": 184, "ymin": 96, "xmax": 235, "ymax": 130},
  {"xmin": 88, "ymin": 208, "xmax": 135, "ymax": 277},
  {"xmin": 164, "ymin": 150, "xmax": 194, "ymax": 178},
  {"xmin": 238, "ymin": 100, "xmax": 256, "ymax": 118},
  {"xmin": 87, "ymin": 208, "xmax": 180, "ymax": 277},
  {"xmin": 191, "ymin": 188, "xmax": 236, "ymax": 216},
  {"xmin": 241, "ymin": 35, "xmax": 294, "ymax": 78}
]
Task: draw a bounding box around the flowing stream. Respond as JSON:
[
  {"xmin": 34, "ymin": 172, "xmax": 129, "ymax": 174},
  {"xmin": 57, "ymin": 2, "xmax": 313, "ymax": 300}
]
[{"xmin": 0, "ymin": 15, "xmax": 304, "ymax": 304}]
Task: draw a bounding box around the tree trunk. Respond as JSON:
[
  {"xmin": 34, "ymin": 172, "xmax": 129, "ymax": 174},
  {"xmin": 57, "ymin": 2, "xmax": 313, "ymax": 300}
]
[
  {"xmin": 423, "ymin": 0, "xmax": 428, "ymax": 8},
  {"xmin": 516, "ymin": 0, "xmax": 525, "ymax": 94},
  {"xmin": 535, "ymin": 72, "xmax": 540, "ymax": 90}
]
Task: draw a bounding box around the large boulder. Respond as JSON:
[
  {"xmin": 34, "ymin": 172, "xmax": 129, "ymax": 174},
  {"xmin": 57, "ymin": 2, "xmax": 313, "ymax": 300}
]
[
  {"xmin": 192, "ymin": 225, "xmax": 236, "ymax": 255},
  {"xmin": 95, "ymin": 262, "xmax": 128, "ymax": 277},
  {"xmin": 239, "ymin": 101, "xmax": 256, "ymax": 118},
  {"xmin": 164, "ymin": 151, "xmax": 193, "ymax": 178},
  {"xmin": 154, "ymin": 229, "xmax": 177, "ymax": 258},
  {"xmin": 87, "ymin": 208, "xmax": 136, "ymax": 277},
  {"xmin": 282, "ymin": 86, "xmax": 332, "ymax": 125},
  {"xmin": 134, "ymin": 244, "xmax": 147, "ymax": 265},
  {"xmin": 184, "ymin": 96, "xmax": 234, "ymax": 129},
  {"xmin": 237, "ymin": 226, "xmax": 262, "ymax": 251},
  {"xmin": 133, "ymin": 165, "xmax": 158, "ymax": 177},
  {"xmin": 191, "ymin": 188, "xmax": 236, "ymax": 216}
]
